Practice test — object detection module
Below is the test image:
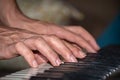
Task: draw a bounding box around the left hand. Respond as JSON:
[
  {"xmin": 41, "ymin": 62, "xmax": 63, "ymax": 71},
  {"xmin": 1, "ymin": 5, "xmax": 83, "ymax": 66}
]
[
  {"xmin": 0, "ymin": 26, "xmax": 87, "ymax": 67},
  {"xmin": 6, "ymin": 18, "xmax": 100, "ymax": 53}
]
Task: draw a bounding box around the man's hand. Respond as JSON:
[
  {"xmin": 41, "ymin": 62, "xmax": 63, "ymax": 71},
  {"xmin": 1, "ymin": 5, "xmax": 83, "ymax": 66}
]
[
  {"xmin": 0, "ymin": 0, "xmax": 99, "ymax": 53},
  {"xmin": 0, "ymin": 0, "xmax": 100, "ymax": 67},
  {"xmin": 8, "ymin": 20, "xmax": 100, "ymax": 53},
  {"xmin": 0, "ymin": 26, "xmax": 88, "ymax": 67}
]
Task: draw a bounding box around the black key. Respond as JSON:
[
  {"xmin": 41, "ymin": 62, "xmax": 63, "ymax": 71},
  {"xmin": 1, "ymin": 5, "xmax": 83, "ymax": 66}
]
[{"xmin": 31, "ymin": 72, "xmax": 66, "ymax": 80}]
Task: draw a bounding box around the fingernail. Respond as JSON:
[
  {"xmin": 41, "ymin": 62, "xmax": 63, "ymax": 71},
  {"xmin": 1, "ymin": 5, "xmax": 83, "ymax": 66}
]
[
  {"xmin": 89, "ymin": 48, "xmax": 97, "ymax": 53},
  {"xmin": 90, "ymin": 41, "xmax": 100, "ymax": 51},
  {"xmin": 32, "ymin": 60, "xmax": 38, "ymax": 68},
  {"xmin": 94, "ymin": 42, "xmax": 100, "ymax": 50},
  {"xmin": 56, "ymin": 59, "xmax": 61, "ymax": 66},
  {"xmin": 79, "ymin": 51, "xmax": 86, "ymax": 58},
  {"xmin": 70, "ymin": 55, "xmax": 77, "ymax": 62},
  {"xmin": 92, "ymin": 50, "xmax": 97, "ymax": 53},
  {"xmin": 96, "ymin": 45, "xmax": 100, "ymax": 50}
]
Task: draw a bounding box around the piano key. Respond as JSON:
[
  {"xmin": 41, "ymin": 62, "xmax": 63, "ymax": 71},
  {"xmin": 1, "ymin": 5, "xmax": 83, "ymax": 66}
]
[
  {"xmin": 30, "ymin": 72, "xmax": 67, "ymax": 80},
  {"xmin": 0, "ymin": 63, "xmax": 52, "ymax": 80},
  {"xmin": 1, "ymin": 45, "xmax": 120, "ymax": 80}
]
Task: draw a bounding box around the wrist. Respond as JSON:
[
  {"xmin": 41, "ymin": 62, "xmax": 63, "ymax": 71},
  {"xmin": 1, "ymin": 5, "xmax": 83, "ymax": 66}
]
[
  {"xmin": 0, "ymin": 0, "xmax": 32, "ymax": 29},
  {"xmin": 1, "ymin": 6, "xmax": 29, "ymax": 27}
]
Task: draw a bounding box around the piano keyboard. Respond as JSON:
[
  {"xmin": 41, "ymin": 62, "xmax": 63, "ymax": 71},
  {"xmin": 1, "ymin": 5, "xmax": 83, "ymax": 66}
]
[{"xmin": 0, "ymin": 45, "xmax": 120, "ymax": 80}]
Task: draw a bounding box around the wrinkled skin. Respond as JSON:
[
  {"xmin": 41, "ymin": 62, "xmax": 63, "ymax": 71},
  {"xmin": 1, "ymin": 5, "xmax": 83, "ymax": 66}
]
[{"xmin": 0, "ymin": 0, "xmax": 99, "ymax": 67}]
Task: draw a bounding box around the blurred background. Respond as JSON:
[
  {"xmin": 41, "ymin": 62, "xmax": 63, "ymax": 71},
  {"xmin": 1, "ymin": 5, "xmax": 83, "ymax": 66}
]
[
  {"xmin": 17, "ymin": 0, "xmax": 120, "ymax": 38},
  {"xmin": 0, "ymin": 0, "xmax": 120, "ymax": 78}
]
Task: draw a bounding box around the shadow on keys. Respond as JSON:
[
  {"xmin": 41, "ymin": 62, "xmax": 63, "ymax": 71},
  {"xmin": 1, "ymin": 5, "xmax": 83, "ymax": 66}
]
[{"xmin": 0, "ymin": 45, "xmax": 120, "ymax": 80}]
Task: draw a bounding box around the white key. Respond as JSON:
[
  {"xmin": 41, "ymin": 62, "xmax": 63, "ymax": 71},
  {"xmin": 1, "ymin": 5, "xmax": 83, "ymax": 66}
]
[{"xmin": 0, "ymin": 63, "xmax": 53, "ymax": 80}]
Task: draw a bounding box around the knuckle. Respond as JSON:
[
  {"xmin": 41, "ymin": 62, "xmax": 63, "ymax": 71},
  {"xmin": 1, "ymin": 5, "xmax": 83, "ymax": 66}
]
[
  {"xmin": 35, "ymin": 37, "xmax": 43, "ymax": 43},
  {"xmin": 49, "ymin": 35, "xmax": 58, "ymax": 40},
  {"xmin": 50, "ymin": 35, "xmax": 57, "ymax": 38},
  {"xmin": 25, "ymin": 53, "xmax": 33, "ymax": 59},
  {"xmin": 86, "ymin": 39, "xmax": 91, "ymax": 43},
  {"xmin": 15, "ymin": 42, "xmax": 23, "ymax": 48},
  {"xmin": 3, "ymin": 51, "xmax": 13, "ymax": 59},
  {"xmin": 72, "ymin": 47, "xmax": 79, "ymax": 52},
  {"xmin": 74, "ymin": 36, "xmax": 81, "ymax": 42},
  {"xmin": 41, "ymin": 35, "xmax": 49, "ymax": 38},
  {"xmin": 21, "ymin": 49, "xmax": 33, "ymax": 59},
  {"xmin": 22, "ymin": 49, "xmax": 29, "ymax": 54}
]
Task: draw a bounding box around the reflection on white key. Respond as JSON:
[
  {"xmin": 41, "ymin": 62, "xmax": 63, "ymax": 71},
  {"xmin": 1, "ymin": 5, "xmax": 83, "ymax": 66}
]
[
  {"xmin": 0, "ymin": 63, "xmax": 53, "ymax": 80},
  {"xmin": 0, "ymin": 77, "xmax": 25, "ymax": 80}
]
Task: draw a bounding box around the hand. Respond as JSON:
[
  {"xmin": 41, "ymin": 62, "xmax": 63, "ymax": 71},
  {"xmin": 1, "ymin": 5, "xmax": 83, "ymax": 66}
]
[
  {"xmin": 0, "ymin": 0, "xmax": 99, "ymax": 68},
  {"xmin": 6, "ymin": 19, "xmax": 100, "ymax": 53},
  {"xmin": 63, "ymin": 26, "xmax": 99, "ymax": 51},
  {"xmin": 0, "ymin": 26, "xmax": 87, "ymax": 67},
  {"xmin": 0, "ymin": 0, "xmax": 99, "ymax": 53}
]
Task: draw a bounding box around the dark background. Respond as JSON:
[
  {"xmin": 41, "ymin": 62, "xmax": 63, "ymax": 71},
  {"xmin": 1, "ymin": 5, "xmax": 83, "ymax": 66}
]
[{"xmin": 67, "ymin": 0, "xmax": 119, "ymax": 38}]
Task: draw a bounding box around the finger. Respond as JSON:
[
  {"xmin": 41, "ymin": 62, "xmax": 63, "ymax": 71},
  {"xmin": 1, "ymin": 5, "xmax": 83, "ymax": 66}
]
[
  {"xmin": 1, "ymin": 44, "xmax": 19, "ymax": 59},
  {"xmin": 64, "ymin": 26, "xmax": 100, "ymax": 50},
  {"xmin": 25, "ymin": 37, "xmax": 62, "ymax": 66},
  {"xmin": 34, "ymin": 54, "xmax": 48, "ymax": 65},
  {"xmin": 63, "ymin": 40, "xmax": 86, "ymax": 59},
  {"xmin": 32, "ymin": 50, "xmax": 48, "ymax": 64},
  {"xmin": 15, "ymin": 42, "xmax": 38, "ymax": 67},
  {"xmin": 50, "ymin": 26, "xmax": 96, "ymax": 53},
  {"xmin": 42, "ymin": 35, "xmax": 77, "ymax": 62}
]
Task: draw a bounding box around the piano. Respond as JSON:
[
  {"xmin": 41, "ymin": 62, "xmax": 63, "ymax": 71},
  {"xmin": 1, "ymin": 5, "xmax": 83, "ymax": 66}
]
[{"xmin": 0, "ymin": 45, "xmax": 120, "ymax": 80}]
